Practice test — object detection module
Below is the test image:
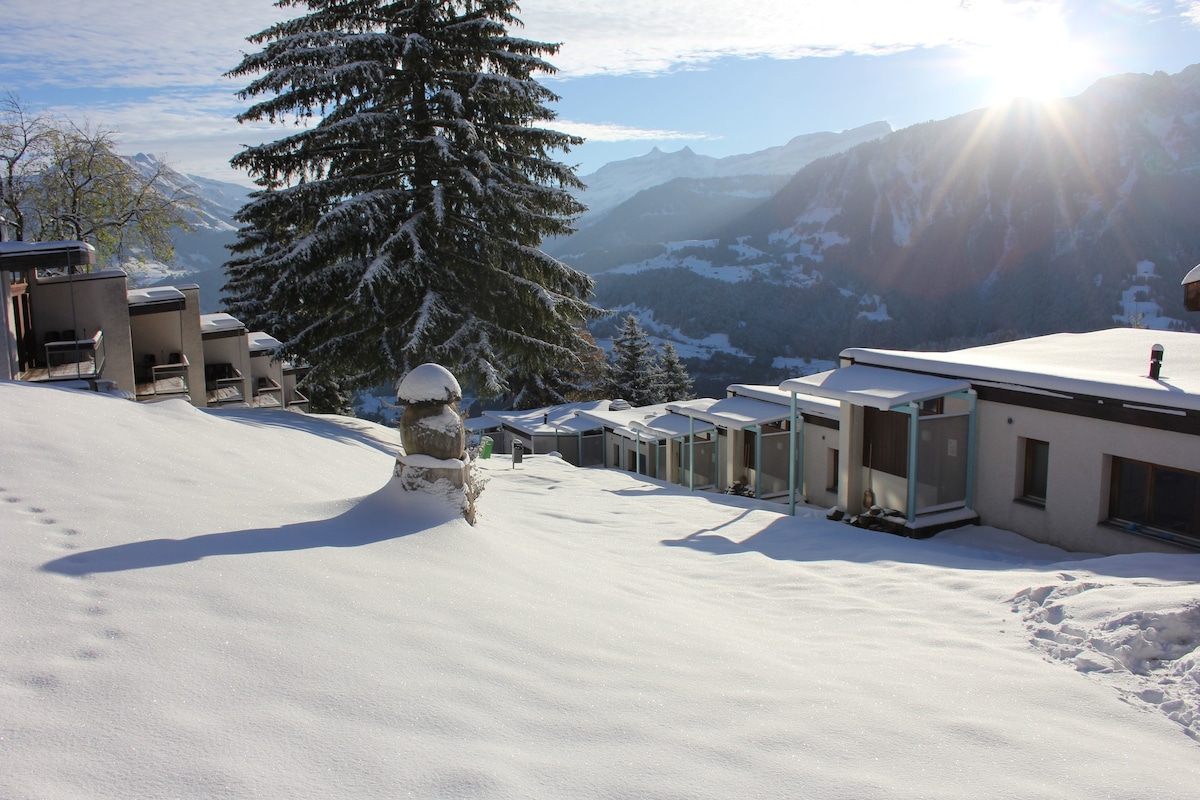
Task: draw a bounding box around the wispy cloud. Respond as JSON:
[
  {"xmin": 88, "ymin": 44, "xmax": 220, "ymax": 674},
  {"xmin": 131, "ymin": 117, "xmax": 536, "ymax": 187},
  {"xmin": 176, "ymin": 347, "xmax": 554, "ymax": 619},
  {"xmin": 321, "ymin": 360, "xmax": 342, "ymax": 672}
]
[
  {"xmin": 2, "ymin": 0, "xmax": 1090, "ymax": 90},
  {"xmin": 1, "ymin": 0, "xmax": 284, "ymax": 91},
  {"xmin": 553, "ymin": 120, "xmax": 716, "ymax": 142},
  {"xmin": 520, "ymin": 0, "xmax": 1080, "ymax": 78}
]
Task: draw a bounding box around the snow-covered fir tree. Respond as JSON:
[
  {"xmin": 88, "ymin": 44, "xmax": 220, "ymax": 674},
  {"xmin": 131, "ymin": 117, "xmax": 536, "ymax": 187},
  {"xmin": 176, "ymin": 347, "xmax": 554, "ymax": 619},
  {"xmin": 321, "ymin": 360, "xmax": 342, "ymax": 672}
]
[
  {"xmin": 608, "ymin": 314, "xmax": 663, "ymax": 406},
  {"xmin": 223, "ymin": 0, "xmax": 599, "ymax": 411},
  {"xmin": 510, "ymin": 326, "xmax": 609, "ymax": 409},
  {"xmin": 656, "ymin": 341, "xmax": 693, "ymax": 402}
]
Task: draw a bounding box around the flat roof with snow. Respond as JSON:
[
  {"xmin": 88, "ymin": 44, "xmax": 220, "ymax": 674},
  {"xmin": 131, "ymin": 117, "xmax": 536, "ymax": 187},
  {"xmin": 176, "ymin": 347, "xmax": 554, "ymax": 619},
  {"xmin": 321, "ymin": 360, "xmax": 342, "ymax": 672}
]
[
  {"xmin": 0, "ymin": 240, "xmax": 95, "ymax": 271},
  {"xmin": 200, "ymin": 313, "xmax": 247, "ymax": 337},
  {"xmin": 668, "ymin": 395, "xmax": 793, "ymax": 430},
  {"xmin": 726, "ymin": 383, "xmax": 841, "ymax": 420},
  {"xmin": 574, "ymin": 402, "xmax": 716, "ymax": 440},
  {"xmin": 842, "ymin": 328, "xmax": 1200, "ymax": 412},
  {"xmin": 247, "ymin": 331, "xmax": 283, "ymax": 355},
  {"xmin": 781, "ymin": 365, "xmax": 971, "ymax": 411},
  {"xmin": 482, "ymin": 400, "xmax": 609, "ymax": 436}
]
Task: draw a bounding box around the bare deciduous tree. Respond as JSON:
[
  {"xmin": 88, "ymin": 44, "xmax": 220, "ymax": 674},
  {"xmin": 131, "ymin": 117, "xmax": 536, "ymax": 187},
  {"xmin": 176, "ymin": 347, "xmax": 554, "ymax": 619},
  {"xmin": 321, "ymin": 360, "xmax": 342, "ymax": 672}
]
[{"xmin": 0, "ymin": 92, "xmax": 195, "ymax": 268}]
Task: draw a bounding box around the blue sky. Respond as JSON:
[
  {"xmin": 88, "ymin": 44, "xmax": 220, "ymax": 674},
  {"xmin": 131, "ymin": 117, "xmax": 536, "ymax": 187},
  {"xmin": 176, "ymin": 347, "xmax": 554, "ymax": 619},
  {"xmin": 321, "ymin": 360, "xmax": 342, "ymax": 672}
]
[{"xmin": 4, "ymin": 0, "xmax": 1200, "ymax": 185}]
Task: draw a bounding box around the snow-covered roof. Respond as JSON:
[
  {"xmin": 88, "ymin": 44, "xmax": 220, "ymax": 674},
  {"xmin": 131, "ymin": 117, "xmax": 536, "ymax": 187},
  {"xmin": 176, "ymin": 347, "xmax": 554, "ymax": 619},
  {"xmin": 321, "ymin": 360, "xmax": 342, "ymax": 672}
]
[
  {"xmin": 842, "ymin": 328, "xmax": 1200, "ymax": 412},
  {"xmin": 396, "ymin": 363, "xmax": 461, "ymax": 404},
  {"xmin": 726, "ymin": 383, "xmax": 841, "ymax": 420},
  {"xmin": 781, "ymin": 366, "xmax": 971, "ymax": 411},
  {"xmin": 127, "ymin": 286, "xmax": 185, "ymax": 306},
  {"xmin": 0, "ymin": 240, "xmax": 95, "ymax": 271},
  {"xmin": 200, "ymin": 312, "xmax": 246, "ymax": 335},
  {"xmin": 667, "ymin": 395, "xmax": 792, "ymax": 430},
  {"xmin": 574, "ymin": 401, "xmax": 716, "ymax": 440},
  {"xmin": 1184, "ymin": 264, "xmax": 1200, "ymax": 285},
  {"xmin": 463, "ymin": 416, "xmax": 502, "ymax": 433},
  {"xmin": 481, "ymin": 400, "xmax": 609, "ymax": 436},
  {"xmin": 247, "ymin": 331, "xmax": 282, "ymax": 355}
]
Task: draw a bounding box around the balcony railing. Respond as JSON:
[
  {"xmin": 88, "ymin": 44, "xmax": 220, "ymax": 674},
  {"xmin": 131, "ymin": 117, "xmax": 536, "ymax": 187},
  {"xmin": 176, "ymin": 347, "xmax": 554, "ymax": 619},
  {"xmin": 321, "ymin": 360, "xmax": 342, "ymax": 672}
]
[
  {"xmin": 41, "ymin": 330, "xmax": 105, "ymax": 381},
  {"xmin": 249, "ymin": 375, "xmax": 283, "ymax": 409},
  {"xmin": 204, "ymin": 362, "xmax": 245, "ymax": 406},
  {"xmin": 136, "ymin": 354, "xmax": 190, "ymax": 401},
  {"xmin": 287, "ymin": 387, "xmax": 309, "ymax": 412}
]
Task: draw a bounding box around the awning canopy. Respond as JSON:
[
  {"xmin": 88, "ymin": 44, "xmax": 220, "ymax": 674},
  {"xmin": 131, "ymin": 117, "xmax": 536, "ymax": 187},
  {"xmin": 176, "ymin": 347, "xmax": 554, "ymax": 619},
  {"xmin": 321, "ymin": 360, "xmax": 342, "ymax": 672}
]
[
  {"xmin": 667, "ymin": 395, "xmax": 790, "ymax": 431},
  {"xmin": 780, "ymin": 365, "xmax": 971, "ymax": 411},
  {"xmin": 574, "ymin": 403, "xmax": 716, "ymax": 441}
]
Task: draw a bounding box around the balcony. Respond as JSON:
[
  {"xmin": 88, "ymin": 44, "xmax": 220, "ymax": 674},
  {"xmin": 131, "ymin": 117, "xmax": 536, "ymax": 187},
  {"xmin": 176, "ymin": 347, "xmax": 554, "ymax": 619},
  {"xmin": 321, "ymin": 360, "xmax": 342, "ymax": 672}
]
[
  {"xmin": 20, "ymin": 330, "xmax": 106, "ymax": 382},
  {"xmin": 249, "ymin": 375, "xmax": 283, "ymax": 409},
  {"xmin": 135, "ymin": 353, "xmax": 190, "ymax": 401},
  {"xmin": 286, "ymin": 388, "xmax": 310, "ymax": 412},
  {"xmin": 204, "ymin": 362, "xmax": 245, "ymax": 406}
]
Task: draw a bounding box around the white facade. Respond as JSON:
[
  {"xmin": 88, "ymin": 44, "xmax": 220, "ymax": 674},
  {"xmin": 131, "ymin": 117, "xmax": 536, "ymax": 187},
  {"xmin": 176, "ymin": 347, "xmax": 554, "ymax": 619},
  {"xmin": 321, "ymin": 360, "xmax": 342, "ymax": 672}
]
[{"xmin": 788, "ymin": 329, "xmax": 1200, "ymax": 554}]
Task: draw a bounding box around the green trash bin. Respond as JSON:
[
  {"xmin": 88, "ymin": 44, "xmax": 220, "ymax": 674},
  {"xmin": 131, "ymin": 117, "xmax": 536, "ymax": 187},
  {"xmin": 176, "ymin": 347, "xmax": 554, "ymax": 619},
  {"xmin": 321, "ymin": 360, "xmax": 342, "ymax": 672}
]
[{"xmin": 480, "ymin": 436, "xmax": 493, "ymax": 459}]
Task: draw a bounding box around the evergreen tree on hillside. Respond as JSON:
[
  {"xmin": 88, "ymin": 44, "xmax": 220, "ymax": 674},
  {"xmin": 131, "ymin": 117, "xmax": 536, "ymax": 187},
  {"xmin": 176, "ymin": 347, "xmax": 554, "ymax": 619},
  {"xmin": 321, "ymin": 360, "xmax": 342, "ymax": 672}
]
[
  {"xmin": 223, "ymin": 0, "xmax": 599, "ymax": 411},
  {"xmin": 656, "ymin": 341, "xmax": 693, "ymax": 402},
  {"xmin": 608, "ymin": 313, "xmax": 663, "ymax": 406}
]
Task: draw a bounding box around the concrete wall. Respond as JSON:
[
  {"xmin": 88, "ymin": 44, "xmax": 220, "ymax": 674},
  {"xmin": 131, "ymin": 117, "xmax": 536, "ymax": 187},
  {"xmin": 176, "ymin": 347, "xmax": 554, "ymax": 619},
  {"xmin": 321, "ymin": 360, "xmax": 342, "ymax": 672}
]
[
  {"xmin": 2, "ymin": 272, "xmax": 15, "ymax": 380},
  {"xmin": 973, "ymin": 399, "xmax": 1196, "ymax": 555},
  {"xmin": 180, "ymin": 288, "xmax": 205, "ymax": 407},
  {"xmin": 801, "ymin": 423, "xmax": 840, "ymax": 509}
]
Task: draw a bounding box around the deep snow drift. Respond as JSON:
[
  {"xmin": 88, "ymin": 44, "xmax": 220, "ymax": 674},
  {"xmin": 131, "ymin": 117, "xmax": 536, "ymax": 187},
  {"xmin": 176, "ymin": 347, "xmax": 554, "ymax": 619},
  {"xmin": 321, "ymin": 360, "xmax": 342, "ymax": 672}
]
[{"xmin": 2, "ymin": 380, "xmax": 1199, "ymax": 799}]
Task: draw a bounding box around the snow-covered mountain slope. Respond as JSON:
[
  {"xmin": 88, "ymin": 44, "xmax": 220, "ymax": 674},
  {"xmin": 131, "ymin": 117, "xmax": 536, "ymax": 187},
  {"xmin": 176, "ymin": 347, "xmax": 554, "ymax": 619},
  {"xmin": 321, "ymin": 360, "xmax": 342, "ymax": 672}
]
[
  {"xmin": 589, "ymin": 64, "xmax": 1200, "ymax": 377},
  {"xmin": 126, "ymin": 155, "xmax": 249, "ymax": 310},
  {"xmin": 3, "ymin": 381, "xmax": 1200, "ymax": 799},
  {"xmin": 573, "ymin": 121, "xmax": 891, "ymax": 224}
]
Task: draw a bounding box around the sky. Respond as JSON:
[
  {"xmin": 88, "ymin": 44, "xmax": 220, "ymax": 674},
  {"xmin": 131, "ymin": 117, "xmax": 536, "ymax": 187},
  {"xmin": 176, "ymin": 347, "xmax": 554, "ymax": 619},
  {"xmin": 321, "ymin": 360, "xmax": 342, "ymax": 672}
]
[
  {"xmin": 3, "ymin": 0, "xmax": 1200, "ymax": 185},
  {"xmin": 3, "ymin": 378, "xmax": 1200, "ymax": 798}
]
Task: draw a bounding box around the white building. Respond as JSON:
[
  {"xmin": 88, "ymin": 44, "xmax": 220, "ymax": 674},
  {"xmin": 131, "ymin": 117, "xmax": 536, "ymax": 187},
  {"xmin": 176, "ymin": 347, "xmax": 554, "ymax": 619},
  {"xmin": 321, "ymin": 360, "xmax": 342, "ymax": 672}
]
[{"xmin": 783, "ymin": 329, "xmax": 1200, "ymax": 554}]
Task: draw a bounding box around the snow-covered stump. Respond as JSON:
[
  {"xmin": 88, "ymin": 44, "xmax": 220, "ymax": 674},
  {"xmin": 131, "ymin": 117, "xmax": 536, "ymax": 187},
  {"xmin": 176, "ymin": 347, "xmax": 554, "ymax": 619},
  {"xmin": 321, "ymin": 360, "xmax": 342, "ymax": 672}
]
[{"xmin": 393, "ymin": 364, "xmax": 481, "ymax": 524}]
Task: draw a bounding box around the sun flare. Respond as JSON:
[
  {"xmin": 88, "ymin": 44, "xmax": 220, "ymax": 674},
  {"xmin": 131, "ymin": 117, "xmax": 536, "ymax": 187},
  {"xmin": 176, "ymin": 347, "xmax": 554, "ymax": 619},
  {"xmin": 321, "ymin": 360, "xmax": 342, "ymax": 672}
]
[{"xmin": 963, "ymin": 7, "xmax": 1098, "ymax": 105}]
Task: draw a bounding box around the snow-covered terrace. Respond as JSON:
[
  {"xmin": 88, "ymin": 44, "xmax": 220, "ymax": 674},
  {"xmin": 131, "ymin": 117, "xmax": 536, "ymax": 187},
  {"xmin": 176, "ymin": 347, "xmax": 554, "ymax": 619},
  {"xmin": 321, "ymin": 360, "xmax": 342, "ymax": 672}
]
[{"xmin": 840, "ymin": 328, "xmax": 1200, "ymax": 412}]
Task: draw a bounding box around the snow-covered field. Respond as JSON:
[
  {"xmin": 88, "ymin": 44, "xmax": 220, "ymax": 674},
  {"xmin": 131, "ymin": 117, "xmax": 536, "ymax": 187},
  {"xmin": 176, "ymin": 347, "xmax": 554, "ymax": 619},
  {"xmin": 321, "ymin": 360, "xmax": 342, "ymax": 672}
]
[{"xmin": 3, "ymin": 380, "xmax": 1200, "ymax": 799}]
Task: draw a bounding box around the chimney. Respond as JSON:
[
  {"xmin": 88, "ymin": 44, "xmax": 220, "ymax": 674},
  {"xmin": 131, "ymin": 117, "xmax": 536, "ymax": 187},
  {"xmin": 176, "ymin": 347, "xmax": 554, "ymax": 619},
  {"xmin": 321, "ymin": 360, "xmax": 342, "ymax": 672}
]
[{"xmin": 1149, "ymin": 344, "xmax": 1164, "ymax": 380}]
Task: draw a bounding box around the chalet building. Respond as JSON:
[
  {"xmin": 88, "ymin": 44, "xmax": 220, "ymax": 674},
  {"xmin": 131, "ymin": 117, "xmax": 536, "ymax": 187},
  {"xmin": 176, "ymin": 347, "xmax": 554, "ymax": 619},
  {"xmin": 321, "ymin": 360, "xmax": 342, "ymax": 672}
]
[
  {"xmin": 2, "ymin": 240, "xmax": 306, "ymax": 411},
  {"xmin": 782, "ymin": 329, "xmax": 1200, "ymax": 555}
]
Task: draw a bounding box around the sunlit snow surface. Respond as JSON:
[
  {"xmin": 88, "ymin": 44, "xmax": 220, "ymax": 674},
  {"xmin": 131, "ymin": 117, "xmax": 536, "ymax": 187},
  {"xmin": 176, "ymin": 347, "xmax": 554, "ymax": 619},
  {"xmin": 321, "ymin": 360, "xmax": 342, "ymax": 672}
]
[{"xmin": 2, "ymin": 380, "xmax": 1199, "ymax": 799}]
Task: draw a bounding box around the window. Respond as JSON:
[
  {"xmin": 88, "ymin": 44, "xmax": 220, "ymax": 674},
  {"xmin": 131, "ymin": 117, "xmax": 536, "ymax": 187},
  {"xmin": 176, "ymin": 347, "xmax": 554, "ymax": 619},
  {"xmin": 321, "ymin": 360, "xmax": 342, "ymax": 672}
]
[
  {"xmin": 826, "ymin": 448, "xmax": 839, "ymax": 491},
  {"xmin": 1021, "ymin": 439, "xmax": 1049, "ymax": 504},
  {"xmin": 1109, "ymin": 457, "xmax": 1200, "ymax": 540},
  {"xmin": 743, "ymin": 430, "xmax": 757, "ymax": 470}
]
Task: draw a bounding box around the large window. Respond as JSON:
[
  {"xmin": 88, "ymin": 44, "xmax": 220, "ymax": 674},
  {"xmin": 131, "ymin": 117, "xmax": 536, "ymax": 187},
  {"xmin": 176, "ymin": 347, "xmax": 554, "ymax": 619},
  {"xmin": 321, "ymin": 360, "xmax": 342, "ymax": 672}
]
[
  {"xmin": 1109, "ymin": 457, "xmax": 1200, "ymax": 541},
  {"xmin": 1021, "ymin": 439, "xmax": 1049, "ymax": 504}
]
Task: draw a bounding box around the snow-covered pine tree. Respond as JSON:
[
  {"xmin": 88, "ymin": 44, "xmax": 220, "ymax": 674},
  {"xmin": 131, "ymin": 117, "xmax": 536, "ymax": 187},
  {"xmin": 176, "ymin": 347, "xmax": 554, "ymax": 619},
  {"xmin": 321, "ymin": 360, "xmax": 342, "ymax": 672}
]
[
  {"xmin": 608, "ymin": 313, "xmax": 663, "ymax": 406},
  {"xmin": 656, "ymin": 341, "xmax": 693, "ymax": 402},
  {"xmin": 223, "ymin": 0, "xmax": 599, "ymax": 410}
]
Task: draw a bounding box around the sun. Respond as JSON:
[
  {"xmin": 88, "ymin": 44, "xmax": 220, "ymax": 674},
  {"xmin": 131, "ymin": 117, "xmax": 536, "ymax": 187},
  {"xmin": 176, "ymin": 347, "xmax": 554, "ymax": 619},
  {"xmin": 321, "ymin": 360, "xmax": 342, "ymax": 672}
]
[{"xmin": 963, "ymin": 8, "xmax": 1097, "ymax": 105}]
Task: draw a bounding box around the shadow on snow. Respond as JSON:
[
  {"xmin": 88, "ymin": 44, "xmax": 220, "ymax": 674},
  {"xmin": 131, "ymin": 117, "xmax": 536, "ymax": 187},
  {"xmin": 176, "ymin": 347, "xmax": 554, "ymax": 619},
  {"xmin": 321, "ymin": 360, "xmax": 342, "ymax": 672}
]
[{"xmin": 41, "ymin": 479, "xmax": 457, "ymax": 577}]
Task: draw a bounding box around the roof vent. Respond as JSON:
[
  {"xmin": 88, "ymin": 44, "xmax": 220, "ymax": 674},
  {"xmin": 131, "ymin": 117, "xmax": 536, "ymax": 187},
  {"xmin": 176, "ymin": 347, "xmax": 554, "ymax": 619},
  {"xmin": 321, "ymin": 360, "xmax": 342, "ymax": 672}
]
[{"xmin": 1149, "ymin": 343, "xmax": 1164, "ymax": 380}]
